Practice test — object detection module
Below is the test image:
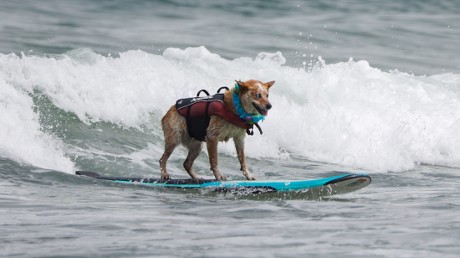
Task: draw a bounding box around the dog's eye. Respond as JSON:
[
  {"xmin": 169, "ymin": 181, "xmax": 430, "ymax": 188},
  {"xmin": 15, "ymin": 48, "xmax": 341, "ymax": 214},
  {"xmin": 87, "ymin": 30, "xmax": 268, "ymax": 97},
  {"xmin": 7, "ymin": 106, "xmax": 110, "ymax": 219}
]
[{"xmin": 255, "ymin": 93, "xmax": 262, "ymax": 99}]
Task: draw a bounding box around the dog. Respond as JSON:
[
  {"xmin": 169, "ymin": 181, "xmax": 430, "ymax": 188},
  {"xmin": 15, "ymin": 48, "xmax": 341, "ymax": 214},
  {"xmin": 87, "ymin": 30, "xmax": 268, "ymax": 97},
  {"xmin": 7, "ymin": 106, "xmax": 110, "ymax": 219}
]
[{"xmin": 159, "ymin": 79, "xmax": 275, "ymax": 181}]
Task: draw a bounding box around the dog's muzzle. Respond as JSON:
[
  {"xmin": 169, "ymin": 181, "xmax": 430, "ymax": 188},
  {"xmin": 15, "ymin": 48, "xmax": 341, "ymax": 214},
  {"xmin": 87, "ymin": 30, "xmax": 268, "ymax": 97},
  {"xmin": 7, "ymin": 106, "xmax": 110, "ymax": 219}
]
[{"xmin": 252, "ymin": 102, "xmax": 271, "ymax": 116}]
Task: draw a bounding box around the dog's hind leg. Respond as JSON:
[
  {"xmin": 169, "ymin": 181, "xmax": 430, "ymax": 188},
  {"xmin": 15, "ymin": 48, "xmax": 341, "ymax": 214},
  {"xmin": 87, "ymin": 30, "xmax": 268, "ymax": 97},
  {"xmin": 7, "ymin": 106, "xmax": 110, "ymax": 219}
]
[
  {"xmin": 159, "ymin": 139, "xmax": 179, "ymax": 180},
  {"xmin": 183, "ymin": 140, "xmax": 203, "ymax": 179},
  {"xmin": 160, "ymin": 106, "xmax": 185, "ymax": 180},
  {"xmin": 159, "ymin": 123, "xmax": 181, "ymax": 180}
]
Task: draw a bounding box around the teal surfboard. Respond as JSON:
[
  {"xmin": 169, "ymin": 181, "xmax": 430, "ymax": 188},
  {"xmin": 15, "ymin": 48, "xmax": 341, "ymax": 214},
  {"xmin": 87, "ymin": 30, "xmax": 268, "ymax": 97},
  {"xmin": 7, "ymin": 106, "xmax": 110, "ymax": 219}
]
[{"xmin": 76, "ymin": 171, "xmax": 371, "ymax": 197}]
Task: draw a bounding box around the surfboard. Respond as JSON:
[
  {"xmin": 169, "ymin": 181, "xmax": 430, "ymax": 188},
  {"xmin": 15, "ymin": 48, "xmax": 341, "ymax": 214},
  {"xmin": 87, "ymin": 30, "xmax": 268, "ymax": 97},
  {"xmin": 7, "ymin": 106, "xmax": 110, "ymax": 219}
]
[{"xmin": 75, "ymin": 171, "xmax": 371, "ymax": 198}]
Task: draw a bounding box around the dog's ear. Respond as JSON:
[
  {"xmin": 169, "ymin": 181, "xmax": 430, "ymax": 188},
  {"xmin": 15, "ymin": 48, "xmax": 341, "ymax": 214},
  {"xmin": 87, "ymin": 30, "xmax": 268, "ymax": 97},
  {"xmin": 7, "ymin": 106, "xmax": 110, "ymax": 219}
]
[
  {"xmin": 235, "ymin": 80, "xmax": 249, "ymax": 93},
  {"xmin": 265, "ymin": 81, "xmax": 275, "ymax": 89}
]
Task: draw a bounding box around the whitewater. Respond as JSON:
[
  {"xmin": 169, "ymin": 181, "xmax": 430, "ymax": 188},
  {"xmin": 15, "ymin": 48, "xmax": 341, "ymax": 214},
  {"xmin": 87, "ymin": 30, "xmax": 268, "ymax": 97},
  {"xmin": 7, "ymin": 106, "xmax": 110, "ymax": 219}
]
[{"xmin": 1, "ymin": 47, "xmax": 460, "ymax": 173}]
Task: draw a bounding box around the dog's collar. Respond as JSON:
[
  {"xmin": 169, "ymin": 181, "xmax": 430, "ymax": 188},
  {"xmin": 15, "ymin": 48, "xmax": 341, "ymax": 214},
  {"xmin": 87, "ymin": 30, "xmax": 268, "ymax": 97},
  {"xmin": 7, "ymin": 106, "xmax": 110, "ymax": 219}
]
[{"xmin": 233, "ymin": 83, "xmax": 265, "ymax": 125}]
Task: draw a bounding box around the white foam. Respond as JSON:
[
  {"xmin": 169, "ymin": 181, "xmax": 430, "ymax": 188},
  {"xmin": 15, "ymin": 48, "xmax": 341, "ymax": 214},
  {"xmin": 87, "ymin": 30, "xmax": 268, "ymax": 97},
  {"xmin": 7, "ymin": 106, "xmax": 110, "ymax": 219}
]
[{"xmin": 1, "ymin": 47, "xmax": 460, "ymax": 172}]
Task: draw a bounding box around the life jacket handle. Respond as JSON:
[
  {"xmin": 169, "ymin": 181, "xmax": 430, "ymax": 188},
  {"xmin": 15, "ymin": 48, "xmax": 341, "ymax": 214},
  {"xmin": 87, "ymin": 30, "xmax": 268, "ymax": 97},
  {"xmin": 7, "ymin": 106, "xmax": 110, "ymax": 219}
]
[
  {"xmin": 196, "ymin": 86, "xmax": 229, "ymax": 97},
  {"xmin": 217, "ymin": 86, "xmax": 230, "ymax": 93},
  {"xmin": 196, "ymin": 89, "xmax": 210, "ymax": 97}
]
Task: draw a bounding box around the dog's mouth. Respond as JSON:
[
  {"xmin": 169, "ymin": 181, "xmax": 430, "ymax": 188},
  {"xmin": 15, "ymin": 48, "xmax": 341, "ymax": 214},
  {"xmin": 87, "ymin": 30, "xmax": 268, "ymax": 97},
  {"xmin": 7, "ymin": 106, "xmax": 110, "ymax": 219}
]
[{"xmin": 252, "ymin": 102, "xmax": 268, "ymax": 116}]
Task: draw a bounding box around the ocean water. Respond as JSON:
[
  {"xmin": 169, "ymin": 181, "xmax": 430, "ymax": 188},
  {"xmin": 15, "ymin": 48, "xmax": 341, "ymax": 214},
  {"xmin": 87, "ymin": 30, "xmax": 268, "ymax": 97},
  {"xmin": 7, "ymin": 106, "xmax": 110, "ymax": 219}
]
[{"xmin": 1, "ymin": 0, "xmax": 460, "ymax": 257}]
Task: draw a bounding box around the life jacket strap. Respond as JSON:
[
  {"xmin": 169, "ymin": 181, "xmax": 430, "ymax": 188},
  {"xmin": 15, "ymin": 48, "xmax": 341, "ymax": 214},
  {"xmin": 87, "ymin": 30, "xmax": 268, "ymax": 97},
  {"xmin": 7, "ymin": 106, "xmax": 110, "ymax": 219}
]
[{"xmin": 246, "ymin": 123, "xmax": 263, "ymax": 136}]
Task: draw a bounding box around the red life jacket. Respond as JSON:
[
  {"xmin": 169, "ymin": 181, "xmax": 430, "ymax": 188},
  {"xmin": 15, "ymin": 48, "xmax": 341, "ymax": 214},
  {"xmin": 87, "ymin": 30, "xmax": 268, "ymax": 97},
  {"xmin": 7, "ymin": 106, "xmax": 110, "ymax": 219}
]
[{"xmin": 176, "ymin": 92, "xmax": 252, "ymax": 141}]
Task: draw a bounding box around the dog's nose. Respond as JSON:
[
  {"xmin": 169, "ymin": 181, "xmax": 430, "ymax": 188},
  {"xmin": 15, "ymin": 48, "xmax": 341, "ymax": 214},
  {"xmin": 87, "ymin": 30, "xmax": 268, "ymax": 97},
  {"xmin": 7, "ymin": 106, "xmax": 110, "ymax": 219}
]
[{"xmin": 266, "ymin": 103, "xmax": 272, "ymax": 110}]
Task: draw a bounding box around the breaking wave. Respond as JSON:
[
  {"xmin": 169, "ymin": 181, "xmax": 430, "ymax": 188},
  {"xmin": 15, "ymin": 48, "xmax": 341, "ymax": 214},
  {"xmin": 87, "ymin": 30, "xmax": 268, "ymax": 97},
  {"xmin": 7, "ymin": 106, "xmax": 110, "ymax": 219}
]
[{"xmin": 1, "ymin": 46, "xmax": 460, "ymax": 172}]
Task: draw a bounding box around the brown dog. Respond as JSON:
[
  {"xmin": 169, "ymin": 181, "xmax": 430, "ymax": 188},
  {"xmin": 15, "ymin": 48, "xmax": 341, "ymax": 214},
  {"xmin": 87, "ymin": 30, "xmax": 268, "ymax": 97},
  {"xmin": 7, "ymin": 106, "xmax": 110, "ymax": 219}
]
[{"xmin": 159, "ymin": 79, "xmax": 275, "ymax": 180}]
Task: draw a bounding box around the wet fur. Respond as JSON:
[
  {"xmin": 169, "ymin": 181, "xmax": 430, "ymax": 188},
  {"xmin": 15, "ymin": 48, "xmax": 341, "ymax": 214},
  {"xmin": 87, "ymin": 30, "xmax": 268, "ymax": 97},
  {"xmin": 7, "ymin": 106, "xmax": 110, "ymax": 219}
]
[{"xmin": 159, "ymin": 79, "xmax": 274, "ymax": 180}]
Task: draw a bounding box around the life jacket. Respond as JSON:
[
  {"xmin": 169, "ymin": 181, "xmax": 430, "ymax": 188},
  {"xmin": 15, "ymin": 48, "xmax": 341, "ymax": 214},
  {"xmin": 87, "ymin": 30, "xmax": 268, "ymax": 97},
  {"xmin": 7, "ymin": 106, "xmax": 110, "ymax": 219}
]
[{"xmin": 175, "ymin": 87, "xmax": 259, "ymax": 141}]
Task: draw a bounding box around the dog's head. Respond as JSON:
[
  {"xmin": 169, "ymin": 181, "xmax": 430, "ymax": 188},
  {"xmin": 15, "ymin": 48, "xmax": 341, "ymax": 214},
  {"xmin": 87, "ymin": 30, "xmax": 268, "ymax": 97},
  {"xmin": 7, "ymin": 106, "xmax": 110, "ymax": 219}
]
[{"xmin": 235, "ymin": 80, "xmax": 275, "ymax": 116}]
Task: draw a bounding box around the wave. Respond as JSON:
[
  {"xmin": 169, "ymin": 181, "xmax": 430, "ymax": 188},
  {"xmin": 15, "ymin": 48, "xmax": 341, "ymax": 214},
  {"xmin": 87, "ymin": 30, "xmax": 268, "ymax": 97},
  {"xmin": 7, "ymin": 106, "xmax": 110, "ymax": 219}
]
[{"xmin": 1, "ymin": 47, "xmax": 460, "ymax": 172}]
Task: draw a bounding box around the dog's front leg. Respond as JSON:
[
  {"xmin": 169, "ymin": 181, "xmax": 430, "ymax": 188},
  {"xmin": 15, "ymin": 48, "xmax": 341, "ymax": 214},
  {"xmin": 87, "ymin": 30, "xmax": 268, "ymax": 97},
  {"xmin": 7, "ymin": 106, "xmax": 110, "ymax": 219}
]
[
  {"xmin": 206, "ymin": 137, "xmax": 227, "ymax": 181},
  {"xmin": 234, "ymin": 137, "xmax": 256, "ymax": 180}
]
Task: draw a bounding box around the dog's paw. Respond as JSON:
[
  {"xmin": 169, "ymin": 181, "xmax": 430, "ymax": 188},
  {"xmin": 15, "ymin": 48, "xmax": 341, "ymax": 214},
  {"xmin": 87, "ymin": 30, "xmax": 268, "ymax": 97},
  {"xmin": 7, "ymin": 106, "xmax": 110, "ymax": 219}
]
[
  {"xmin": 243, "ymin": 172, "xmax": 256, "ymax": 180},
  {"xmin": 215, "ymin": 174, "xmax": 227, "ymax": 181},
  {"xmin": 246, "ymin": 175, "xmax": 256, "ymax": 181},
  {"xmin": 161, "ymin": 173, "xmax": 170, "ymax": 180}
]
